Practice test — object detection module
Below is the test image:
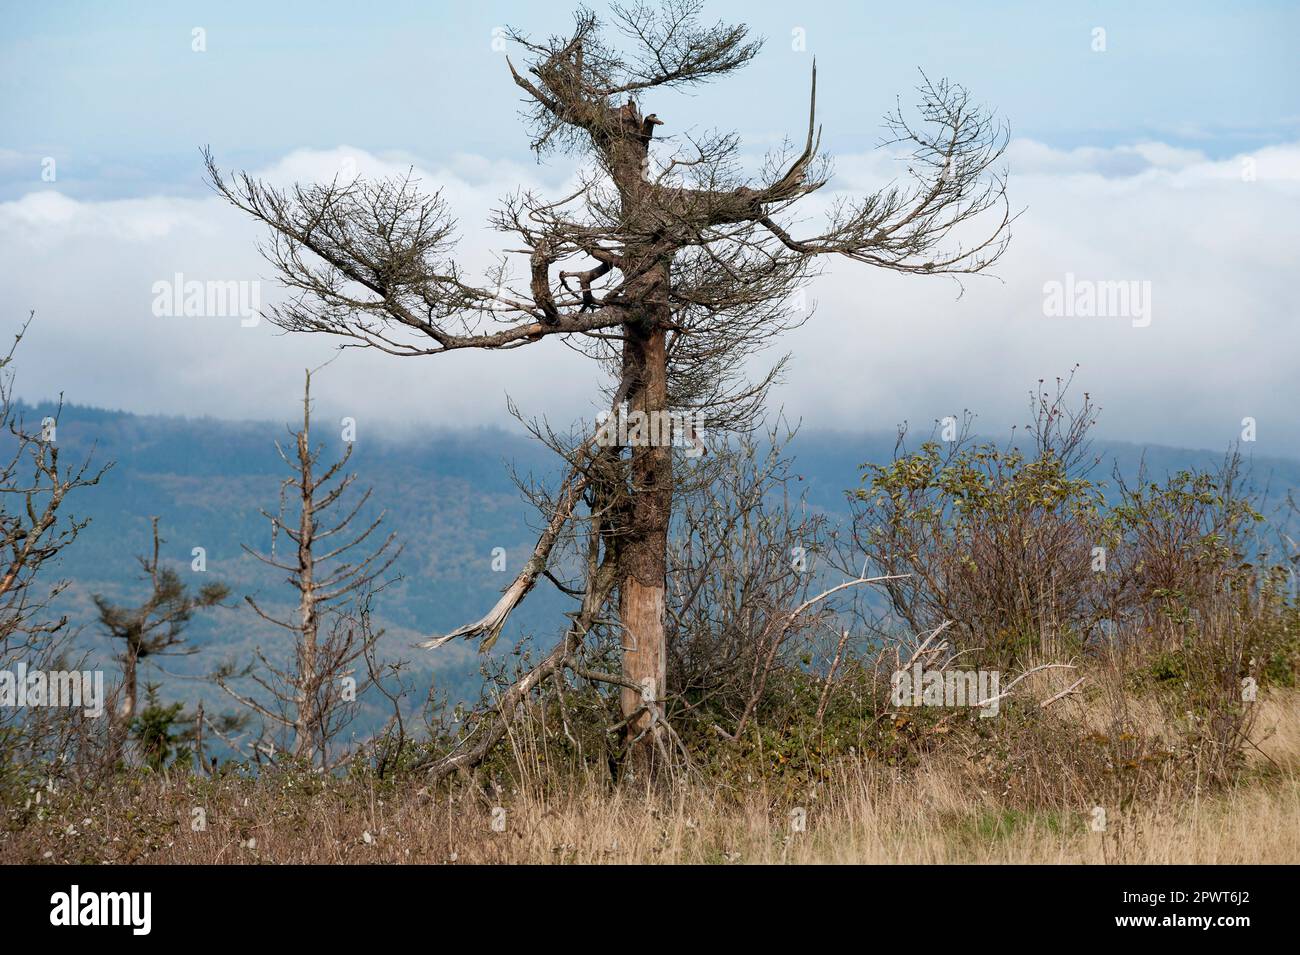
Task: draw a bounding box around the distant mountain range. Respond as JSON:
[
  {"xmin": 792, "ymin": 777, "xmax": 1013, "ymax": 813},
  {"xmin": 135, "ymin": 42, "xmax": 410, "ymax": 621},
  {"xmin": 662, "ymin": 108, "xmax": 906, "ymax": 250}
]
[{"xmin": 19, "ymin": 400, "xmax": 1300, "ymax": 739}]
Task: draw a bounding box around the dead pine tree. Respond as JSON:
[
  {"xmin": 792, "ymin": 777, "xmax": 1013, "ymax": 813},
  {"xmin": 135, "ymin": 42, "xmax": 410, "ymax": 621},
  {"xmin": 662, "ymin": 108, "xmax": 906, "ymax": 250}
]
[
  {"xmin": 217, "ymin": 369, "xmax": 400, "ymax": 767},
  {"xmin": 206, "ymin": 1, "xmax": 1012, "ymax": 777},
  {"xmin": 93, "ymin": 517, "xmax": 228, "ymax": 761}
]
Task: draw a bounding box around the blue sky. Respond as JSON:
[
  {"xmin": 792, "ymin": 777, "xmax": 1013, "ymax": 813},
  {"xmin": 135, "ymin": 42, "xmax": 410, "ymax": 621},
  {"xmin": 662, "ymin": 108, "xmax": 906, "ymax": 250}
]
[
  {"xmin": 1, "ymin": 1, "xmax": 1298, "ymax": 457},
  {"xmin": 4, "ymin": 1, "xmax": 1298, "ymax": 198}
]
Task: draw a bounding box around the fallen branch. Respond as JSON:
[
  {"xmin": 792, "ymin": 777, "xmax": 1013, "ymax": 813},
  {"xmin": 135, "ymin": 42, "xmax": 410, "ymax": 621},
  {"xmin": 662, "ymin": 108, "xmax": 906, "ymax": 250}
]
[
  {"xmin": 416, "ymin": 553, "xmax": 619, "ymax": 784},
  {"xmin": 733, "ymin": 573, "xmax": 909, "ymax": 738},
  {"xmin": 974, "ymin": 663, "xmax": 1078, "ymax": 709},
  {"xmin": 1039, "ymin": 676, "xmax": 1085, "ymax": 708},
  {"xmin": 419, "ymin": 461, "xmax": 592, "ymax": 652}
]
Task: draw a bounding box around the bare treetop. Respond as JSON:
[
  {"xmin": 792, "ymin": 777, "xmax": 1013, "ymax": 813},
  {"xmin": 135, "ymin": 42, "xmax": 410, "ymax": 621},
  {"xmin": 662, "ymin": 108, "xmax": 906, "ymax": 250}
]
[{"xmin": 206, "ymin": 0, "xmax": 1011, "ymax": 416}]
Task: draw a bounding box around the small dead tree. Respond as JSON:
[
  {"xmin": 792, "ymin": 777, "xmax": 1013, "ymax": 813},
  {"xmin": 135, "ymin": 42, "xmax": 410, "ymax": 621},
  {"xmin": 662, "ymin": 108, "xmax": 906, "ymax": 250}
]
[
  {"xmin": 0, "ymin": 313, "xmax": 109, "ymax": 778},
  {"xmin": 217, "ymin": 369, "xmax": 400, "ymax": 766},
  {"xmin": 207, "ymin": 1, "xmax": 1011, "ymax": 773},
  {"xmin": 1, "ymin": 314, "xmax": 108, "ymax": 651},
  {"xmin": 93, "ymin": 517, "xmax": 228, "ymax": 758}
]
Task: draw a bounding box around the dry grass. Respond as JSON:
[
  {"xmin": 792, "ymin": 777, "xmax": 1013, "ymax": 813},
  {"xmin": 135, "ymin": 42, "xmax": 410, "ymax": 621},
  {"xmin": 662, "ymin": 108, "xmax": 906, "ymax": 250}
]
[
  {"xmin": 4, "ymin": 689, "xmax": 1297, "ymax": 865},
  {"xmin": 1251, "ymin": 691, "xmax": 1300, "ymax": 771}
]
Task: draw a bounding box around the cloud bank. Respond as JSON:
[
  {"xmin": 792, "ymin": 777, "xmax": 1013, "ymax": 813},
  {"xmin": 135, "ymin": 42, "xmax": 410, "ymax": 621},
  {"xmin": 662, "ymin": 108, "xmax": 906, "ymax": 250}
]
[{"xmin": 1, "ymin": 139, "xmax": 1296, "ymax": 457}]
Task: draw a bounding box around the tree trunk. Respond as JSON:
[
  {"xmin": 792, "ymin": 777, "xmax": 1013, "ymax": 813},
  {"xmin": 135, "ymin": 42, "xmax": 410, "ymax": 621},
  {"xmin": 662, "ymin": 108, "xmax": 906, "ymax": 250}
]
[
  {"xmin": 618, "ymin": 269, "xmax": 672, "ymax": 773},
  {"xmin": 119, "ymin": 647, "xmax": 138, "ymax": 723},
  {"xmin": 603, "ymin": 102, "xmax": 674, "ymax": 775},
  {"xmin": 111, "ymin": 644, "xmax": 139, "ymax": 762},
  {"xmin": 294, "ymin": 407, "xmax": 319, "ymax": 763}
]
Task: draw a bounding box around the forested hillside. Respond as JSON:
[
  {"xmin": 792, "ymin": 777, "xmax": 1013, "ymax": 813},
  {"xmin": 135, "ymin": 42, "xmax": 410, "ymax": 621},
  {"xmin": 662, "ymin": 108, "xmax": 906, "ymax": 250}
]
[{"xmin": 24, "ymin": 399, "xmax": 1300, "ymax": 733}]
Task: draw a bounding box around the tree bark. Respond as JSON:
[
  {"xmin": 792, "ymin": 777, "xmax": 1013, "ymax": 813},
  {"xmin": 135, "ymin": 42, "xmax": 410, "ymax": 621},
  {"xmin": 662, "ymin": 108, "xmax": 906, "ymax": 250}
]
[
  {"xmin": 601, "ymin": 98, "xmax": 675, "ymax": 774},
  {"xmin": 118, "ymin": 646, "xmax": 138, "ymax": 724},
  {"xmin": 294, "ymin": 410, "xmax": 319, "ymax": 762},
  {"xmin": 617, "ymin": 268, "xmax": 672, "ymax": 772},
  {"xmin": 110, "ymin": 644, "xmax": 139, "ymax": 763}
]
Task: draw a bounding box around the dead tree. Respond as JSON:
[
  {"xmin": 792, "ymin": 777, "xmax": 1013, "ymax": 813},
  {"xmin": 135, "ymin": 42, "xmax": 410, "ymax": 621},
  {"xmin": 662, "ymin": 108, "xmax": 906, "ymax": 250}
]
[
  {"xmin": 0, "ymin": 312, "xmax": 109, "ymax": 775},
  {"xmin": 1, "ymin": 314, "xmax": 108, "ymax": 649},
  {"xmin": 206, "ymin": 1, "xmax": 1011, "ymax": 773},
  {"xmin": 93, "ymin": 517, "xmax": 228, "ymax": 759},
  {"xmin": 217, "ymin": 369, "xmax": 400, "ymax": 766}
]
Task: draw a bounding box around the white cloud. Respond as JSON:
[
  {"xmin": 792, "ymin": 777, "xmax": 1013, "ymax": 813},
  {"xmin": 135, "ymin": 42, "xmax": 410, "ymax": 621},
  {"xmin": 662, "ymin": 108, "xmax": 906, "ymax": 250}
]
[
  {"xmin": 1006, "ymin": 140, "xmax": 1203, "ymax": 178},
  {"xmin": 0, "ymin": 139, "xmax": 1296, "ymax": 457},
  {"xmin": 779, "ymin": 139, "xmax": 1300, "ymax": 454}
]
